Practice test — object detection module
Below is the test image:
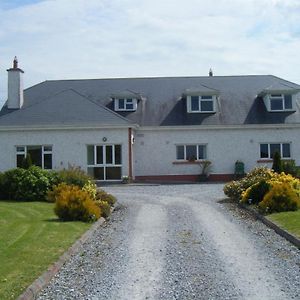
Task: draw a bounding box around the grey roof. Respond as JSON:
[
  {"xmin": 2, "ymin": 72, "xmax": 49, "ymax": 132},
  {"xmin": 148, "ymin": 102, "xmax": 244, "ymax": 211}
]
[
  {"xmin": 0, "ymin": 89, "xmax": 133, "ymax": 127},
  {"xmin": 1, "ymin": 74, "xmax": 300, "ymax": 127}
]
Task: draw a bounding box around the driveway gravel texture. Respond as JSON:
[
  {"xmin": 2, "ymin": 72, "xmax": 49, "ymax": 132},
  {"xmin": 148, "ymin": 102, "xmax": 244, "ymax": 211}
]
[{"xmin": 37, "ymin": 184, "xmax": 300, "ymax": 300}]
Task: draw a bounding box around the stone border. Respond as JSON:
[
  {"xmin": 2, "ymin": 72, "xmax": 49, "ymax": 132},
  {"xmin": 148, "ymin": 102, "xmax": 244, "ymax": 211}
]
[
  {"xmin": 17, "ymin": 217, "xmax": 106, "ymax": 300},
  {"xmin": 240, "ymin": 204, "xmax": 300, "ymax": 249}
]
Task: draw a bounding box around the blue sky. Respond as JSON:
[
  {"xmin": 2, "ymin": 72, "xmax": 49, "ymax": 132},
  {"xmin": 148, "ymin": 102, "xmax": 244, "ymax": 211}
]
[{"xmin": 1, "ymin": 0, "xmax": 300, "ymax": 106}]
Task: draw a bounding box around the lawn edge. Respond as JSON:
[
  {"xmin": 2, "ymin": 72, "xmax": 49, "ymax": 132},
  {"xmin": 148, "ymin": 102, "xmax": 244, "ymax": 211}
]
[
  {"xmin": 17, "ymin": 216, "xmax": 107, "ymax": 300},
  {"xmin": 239, "ymin": 203, "xmax": 300, "ymax": 250}
]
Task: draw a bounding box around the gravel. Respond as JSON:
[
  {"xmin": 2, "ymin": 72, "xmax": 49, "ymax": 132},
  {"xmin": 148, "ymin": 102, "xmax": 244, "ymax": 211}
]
[{"xmin": 37, "ymin": 184, "xmax": 300, "ymax": 300}]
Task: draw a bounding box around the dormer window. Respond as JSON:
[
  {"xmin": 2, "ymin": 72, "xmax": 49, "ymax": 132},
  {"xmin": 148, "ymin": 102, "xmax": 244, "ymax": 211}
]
[
  {"xmin": 269, "ymin": 94, "xmax": 293, "ymax": 111},
  {"xmin": 187, "ymin": 95, "xmax": 216, "ymax": 113},
  {"xmin": 114, "ymin": 98, "xmax": 137, "ymax": 111}
]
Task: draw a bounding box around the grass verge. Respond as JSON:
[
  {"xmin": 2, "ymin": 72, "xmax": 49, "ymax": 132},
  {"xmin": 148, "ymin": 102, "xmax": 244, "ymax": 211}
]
[
  {"xmin": 267, "ymin": 210, "xmax": 300, "ymax": 239},
  {"xmin": 0, "ymin": 201, "xmax": 91, "ymax": 300}
]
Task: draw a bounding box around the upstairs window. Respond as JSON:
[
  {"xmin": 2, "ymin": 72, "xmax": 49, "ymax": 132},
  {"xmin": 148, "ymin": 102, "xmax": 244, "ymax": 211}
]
[
  {"xmin": 176, "ymin": 144, "xmax": 207, "ymax": 161},
  {"xmin": 187, "ymin": 95, "xmax": 215, "ymax": 113},
  {"xmin": 114, "ymin": 98, "xmax": 137, "ymax": 111},
  {"xmin": 269, "ymin": 94, "xmax": 293, "ymax": 111},
  {"xmin": 260, "ymin": 143, "xmax": 291, "ymax": 159}
]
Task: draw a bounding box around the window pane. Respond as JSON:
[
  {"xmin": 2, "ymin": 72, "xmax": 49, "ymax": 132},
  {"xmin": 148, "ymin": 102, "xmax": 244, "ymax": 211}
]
[
  {"xmin": 201, "ymin": 95, "xmax": 212, "ymax": 99},
  {"xmin": 44, "ymin": 154, "xmax": 52, "ymax": 169},
  {"xmin": 17, "ymin": 154, "xmax": 25, "ymax": 167},
  {"xmin": 44, "ymin": 145, "xmax": 52, "ymax": 152},
  {"xmin": 270, "ymin": 144, "xmax": 281, "ymax": 158},
  {"xmin": 106, "ymin": 167, "xmax": 122, "ymax": 180},
  {"xmin": 87, "ymin": 145, "xmax": 94, "ymax": 165},
  {"xmin": 260, "ymin": 144, "xmax": 269, "ymax": 158},
  {"xmin": 118, "ymin": 99, "xmax": 125, "ymax": 109},
  {"xmin": 176, "ymin": 145, "xmax": 184, "ymax": 160},
  {"xmin": 191, "ymin": 96, "xmax": 199, "ymax": 111},
  {"xmin": 201, "ymin": 101, "xmax": 213, "ymax": 112},
  {"xmin": 88, "ymin": 167, "xmax": 104, "ymax": 180},
  {"xmin": 106, "ymin": 145, "xmax": 113, "ymax": 164},
  {"xmin": 96, "ymin": 146, "xmax": 103, "ymax": 164},
  {"xmin": 27, "ymin": 146, "xmax": 42, "ymax": 167},
  {"xmin": 115, "ymin": 145, "xmax": 122, "ymax": 164},
  {"xmin": 126, "ymin": 103, "xmax": 134, "ymax": 110},
  {"xmin": 198, "ymin": 145, "xmax": 206, "ymax": 159},
  {"xmin": 282, "ymin": 143, "xmax": 290, "ymax": 158},
  {"xmin": 16, "ymin": 146, "xmax": 25, "ymax": 152},
  {"xmin": 270, "ymin": 98, "xmax": 283, "ymax": 110},
  {"xmin": 186, "ymin": 145, "xmax": 197, "ymax": 160},
  {"xmin": 126, "ymin": 98, "xmax": 133, "ymax": 103},
  {"xmin": 284, "ymin": 95, "xmax": 292, "ymax": 109}
]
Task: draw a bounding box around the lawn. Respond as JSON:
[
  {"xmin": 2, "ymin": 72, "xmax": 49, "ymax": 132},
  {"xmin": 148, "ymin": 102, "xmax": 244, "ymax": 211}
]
[
  {"xmin": 267, "ymin": 210, "xmax": 300, "ymax": 239},
  {"xmin": 0, "ymin": 201, "xmax": 92, "ymax": 300}
]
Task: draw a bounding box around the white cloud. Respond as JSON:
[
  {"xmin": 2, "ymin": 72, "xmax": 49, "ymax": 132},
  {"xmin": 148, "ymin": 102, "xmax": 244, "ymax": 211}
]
[{"xmin": 1, "ymin": 0, "xmax": 300, "ymax": 106}]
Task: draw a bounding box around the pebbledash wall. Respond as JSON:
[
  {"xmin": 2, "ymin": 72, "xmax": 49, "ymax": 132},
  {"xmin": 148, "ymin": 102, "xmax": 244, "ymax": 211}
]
[
  {"xmin": 0, "ymin": 127, "xmax": 131, "ymax": 178},
  {"xmin": 133, "ymin": 125, "xmax": 300, "ymax": 181}
]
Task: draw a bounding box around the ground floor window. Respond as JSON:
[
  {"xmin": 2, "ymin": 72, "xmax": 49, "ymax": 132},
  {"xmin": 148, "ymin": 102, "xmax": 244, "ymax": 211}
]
[
  {"xmin": 176, "ymin": 144, "xmax": 207, "ymax": 161},
  {"xmin": 87, "ymin": 144, "xmax": 122, "ymax": 180},
  {"xmin": 16, "ymin": 145, "xmax": 52, "ymax": 169},
  {"xmin": 260, "ymin": 143, "xmax": 291, "ymax": 159}
]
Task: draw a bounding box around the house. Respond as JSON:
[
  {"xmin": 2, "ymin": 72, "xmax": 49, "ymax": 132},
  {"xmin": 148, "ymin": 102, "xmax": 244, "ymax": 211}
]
[{"xmin": 0, "ymin": 57, "xmax": 299, "ymax": 182}]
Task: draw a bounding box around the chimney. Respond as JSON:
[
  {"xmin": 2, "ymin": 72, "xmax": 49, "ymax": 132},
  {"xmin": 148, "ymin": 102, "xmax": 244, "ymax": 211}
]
[
  {"xmin": 7, "ymin": 56, "xmax": 24, "ymax": 109},
  {"xmin": 209, "ymin": 68, "xmax": 213, "ymax": 77}
]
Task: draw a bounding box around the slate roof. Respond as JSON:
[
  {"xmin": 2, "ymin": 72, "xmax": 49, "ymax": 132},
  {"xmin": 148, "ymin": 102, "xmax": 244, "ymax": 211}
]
[
  {"xmin": 0, "ymin": 89, "xmax": 133, "ymax": 127},
  {"xmin": 1, "ymin": 75, "xmax": 300, "ymax": 127}
]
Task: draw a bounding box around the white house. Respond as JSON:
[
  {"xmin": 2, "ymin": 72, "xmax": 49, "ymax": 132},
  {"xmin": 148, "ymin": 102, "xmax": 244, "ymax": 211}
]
[{"xmin": 0, "ymin": 58, "xmax": 300, "ymax": 182}]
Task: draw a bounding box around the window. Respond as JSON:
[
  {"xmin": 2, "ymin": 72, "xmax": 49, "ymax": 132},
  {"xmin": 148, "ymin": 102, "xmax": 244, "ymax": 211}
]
[
  {"xmin": 260, "ymin": 143, "xmax": 291, "ymax": 159},
  {"xmin": 114, "ymin": 98, "xmax": 137, "ymax": 111},
  {"xmin": 176, "ymin": 144, "xmax": 207, "ymax": 161},
  {"xmin": 269, "ymin": 94, "xmax": 293, "ymax": 111},
  {"xmin": 188, "ymin": 95, "xmax": 215, "ymax": 113},
  {"xmin": 87, "ymin": 144, "xmax": 122, "ymax": 180},
  {"xmin": 16, "ymin": 145, "xmax": 52, "ymax": 169}
]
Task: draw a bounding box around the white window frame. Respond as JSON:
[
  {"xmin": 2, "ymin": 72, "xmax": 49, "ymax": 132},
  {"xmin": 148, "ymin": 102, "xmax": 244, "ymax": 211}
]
[
  {"xmin": 114, "ymin": 98, "xmax": 137, "ymax": 111},
  {"xmin": 16, "ymin": 145, "xmax": 53, "ymax": 169},
  {"xmin": 176, "ymin": 144, "xmax": 207, "ymax": 161},
  {"xmin": 87, "ymin": 144, "xmax": 122, "ymax": 181},
  {"xmin": 259, "ymin": 142, "xmax": 291, "ymax": 159},
  {"xmin": 187, "ymin": 95, "xmax": 216, "ymax": 113},
  {"xmin": 265, "ymin": 94, "xmax": 294, "ymax": 112}
]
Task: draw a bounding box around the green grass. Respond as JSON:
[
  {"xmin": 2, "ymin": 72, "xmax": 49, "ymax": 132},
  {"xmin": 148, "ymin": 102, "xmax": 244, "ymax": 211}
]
[
  {"xmin": 267, "ymin": 210, "xmax": 300, "ymax": 238},
  {"xmin": 0, "ymin": 201, "xmax": 92, "ymax": 300}
]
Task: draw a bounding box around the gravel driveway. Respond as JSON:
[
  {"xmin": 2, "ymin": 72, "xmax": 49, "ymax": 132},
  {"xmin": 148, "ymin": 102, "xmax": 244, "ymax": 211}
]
[{"xmin": 37, "ymin": 184, "xmax": 300, "ymax": 300}]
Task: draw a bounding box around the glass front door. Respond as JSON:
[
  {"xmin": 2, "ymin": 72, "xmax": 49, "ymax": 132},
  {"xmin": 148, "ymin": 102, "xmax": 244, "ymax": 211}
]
[{"xmin": 87, "ymin": 144, "xmax": 122, "ymax": 180}]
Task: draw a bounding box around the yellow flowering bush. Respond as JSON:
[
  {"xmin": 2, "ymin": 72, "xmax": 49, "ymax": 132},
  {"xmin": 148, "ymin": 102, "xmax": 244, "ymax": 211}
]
[{"xmin": 82, "ymin": 180, "xmax": 97, "ymax": 200}]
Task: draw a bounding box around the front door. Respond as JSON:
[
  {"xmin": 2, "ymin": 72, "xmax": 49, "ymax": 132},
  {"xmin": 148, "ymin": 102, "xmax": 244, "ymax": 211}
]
[{"xmin": 87, "ymin": 144, "xmax": 122, "ymax": 181}]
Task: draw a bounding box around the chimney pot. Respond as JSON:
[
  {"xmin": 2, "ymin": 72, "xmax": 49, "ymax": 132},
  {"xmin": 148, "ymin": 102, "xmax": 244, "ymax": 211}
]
[
  {"xmin": 13, "ymin": 56, "xmax": 18, "ymax": 69},
  {"xmin": 209, "ymin": 68, "xmax": 213, "ymax": 77}
]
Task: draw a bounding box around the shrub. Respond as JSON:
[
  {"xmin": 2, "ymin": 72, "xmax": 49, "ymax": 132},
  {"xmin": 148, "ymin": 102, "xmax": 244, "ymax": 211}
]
[
  {"xmin": 224, "ymin": 167, "xmax": 273, "ymax": 201},
  {"xmin": 47, "ymin": 182, "xmax": 70, "ymax": 203},
  {"xmin": 54, "ymin": 184, "xmax": 100, "ymax": 222},
  {"xmin": 96, "ymin": 200, "xmax": 111, "ymax": 218},
  {"xmin": 272, "ymin": 151, "xmax": 282, "ymax": 173},
  {"xmin": 0, "ymin": 166, "xmax": 58, "ymax": 201},
  {"xmin": 259, "ymin": 182, "xmax": 300, "ymax": 214},
  {"xmin": 82, "ymin": 180, "xmax": 97, "ymax": 200},
  {"xmin": 241, "ymin": 180, "xmax": 270, "ymax": 205},
  {"xmin": 281, "ymin": 160, "xmax": 300, "ymax": 177},
  {"xmin": 57, "ymin": 165, "xmax": 91, "ymax": 188},
  {"xmin": 21, "ymin": 154, "xmax": 32, "ymax": 169},
  {"xmin": 95, "ymin": 189, "xmax": 116, "ymax": 207}
]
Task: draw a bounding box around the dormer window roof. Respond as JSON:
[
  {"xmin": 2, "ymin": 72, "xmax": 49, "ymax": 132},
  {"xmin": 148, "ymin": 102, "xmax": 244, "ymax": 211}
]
[
  {"xmin": 259, "ymin": 83, "xmax": 299, "ymax": 112},
  {"xmin": 184, "ymin": 85, "xmax": 219, "ymax": 113}
]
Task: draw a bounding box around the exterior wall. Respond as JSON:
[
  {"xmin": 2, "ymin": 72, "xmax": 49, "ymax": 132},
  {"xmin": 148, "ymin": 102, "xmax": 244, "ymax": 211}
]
[
  {"xmin": 133, "ymin": 126, "xmax": 300, "ymax": 180},
  {"xmin": 0, "ymin": 128, "xmax": 130, "ymax": 178}
]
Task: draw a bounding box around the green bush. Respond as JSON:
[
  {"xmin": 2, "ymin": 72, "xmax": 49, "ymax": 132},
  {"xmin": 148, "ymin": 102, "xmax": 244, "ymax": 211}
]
[
  {"xmin": 57, "ymin": 165, "xmax": 91, "ymax": 188},
  {"xmin": 282, "ymin": 160, "xmax": 300, "ymax": 178},
  {"xmin": 259, "ymin": 182, "xmax": 300, "ymax": 214},
  {"xmin": 21, "ymin": 154, "xmax": 32, "ymax": 169},
  {"xmin": 0, "ymin": 166, "xmax": 58, "ymax": 201},
  {"xmin": 96, "ymin": 200, "xmax": 111, "ymax": 218},
  {"xmin": 241, "ymin": 180, "xmax": 270, "ymax": 205},
  {"xmin": 224, "ymin": 167, "xmax": 273, "ymax": 201},
  {"xmin": 96, "ymin": 189, "xmax": 116, "ymax": 207},
  {"xmin": 54, "ymin": 184, "xmax": 100, "ymax": 222},
  {"xmin": 272, "ymin": 151, "xmax": 282, "ymax": 173}
]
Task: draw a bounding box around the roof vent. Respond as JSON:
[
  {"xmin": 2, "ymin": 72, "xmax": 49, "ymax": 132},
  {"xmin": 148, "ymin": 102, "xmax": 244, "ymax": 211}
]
[{"xmin": 209, "ymin": 68, "xmax": 213, "ymax": 77}]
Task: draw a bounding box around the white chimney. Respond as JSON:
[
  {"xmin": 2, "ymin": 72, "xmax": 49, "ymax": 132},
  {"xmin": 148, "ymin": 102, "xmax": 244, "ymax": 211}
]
[{"xmin": 7, "ymin": 56, "xmax": 24, "ymax": 109}]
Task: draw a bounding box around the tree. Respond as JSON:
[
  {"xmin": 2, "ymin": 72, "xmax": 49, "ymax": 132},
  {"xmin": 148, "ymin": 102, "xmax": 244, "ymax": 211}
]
[
  {"xmin": 272, "ymin": 151, "xmax": 282, "ymax": 173},
  {"xmin": 21, "ymin": 154, "xmax": 32, "ymax": 169}
]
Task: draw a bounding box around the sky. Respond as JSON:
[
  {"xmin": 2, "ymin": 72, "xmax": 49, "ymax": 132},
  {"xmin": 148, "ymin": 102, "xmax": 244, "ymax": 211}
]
[{"xmin": 1, "ymin": 0, "xmax": 300, "ymax": 107}]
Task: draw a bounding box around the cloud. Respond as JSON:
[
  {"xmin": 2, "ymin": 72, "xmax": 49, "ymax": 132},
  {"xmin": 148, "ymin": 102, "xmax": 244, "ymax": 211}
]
[{"xmin": 1, "ymin": 0, "xmax": 300, "ymax": 106}]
